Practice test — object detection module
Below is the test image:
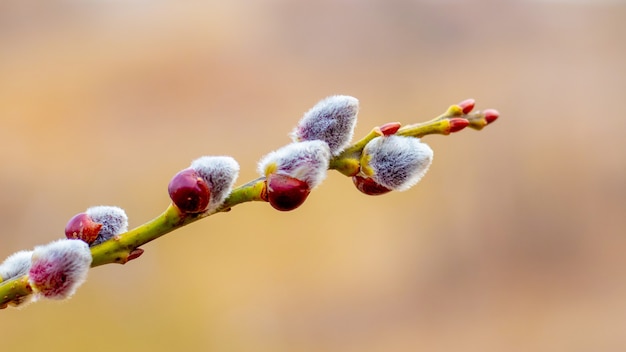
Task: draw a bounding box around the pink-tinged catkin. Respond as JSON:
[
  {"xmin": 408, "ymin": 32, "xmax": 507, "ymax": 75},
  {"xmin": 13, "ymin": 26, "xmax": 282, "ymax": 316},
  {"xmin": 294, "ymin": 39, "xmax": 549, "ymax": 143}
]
[
  {"xmin": 290, "ymin": 95, "xmax": 359, "ymax": 156},
  {"xmin": 29, "ymin": 239, "xmax": 92, "ymax": 300}
]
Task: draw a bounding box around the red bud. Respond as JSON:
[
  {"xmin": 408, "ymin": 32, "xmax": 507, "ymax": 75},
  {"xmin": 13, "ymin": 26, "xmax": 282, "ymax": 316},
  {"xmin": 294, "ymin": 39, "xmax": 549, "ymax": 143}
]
[
  {"xmin": 458, "ymin": 99, "xmax": 476, "ymax": 114},
  {"xmin": 448, "ymin": 118, "xmax": 470, "ymax": 133},
  {"xmin": 168, "ymin": 168, "xmax": 211, "ymax": 213},
  {"xmin": 483, "ymin": 109, "xmax": 499, "ymax": 124},
  {"xmin": 127, "ymin": 248, "xmax": 144, "ymax": 262},
  {"xmin": 379, "ymin": 122, "xmax": 401, "ymax": 136},
  {"xmin": 352, "ymin": 175, "xmax": 392, "ymax": 196},
  {"xmin": 266, "ymin": 173, "xmax": 311, "ymax": 211},
  {"xmin": 65, "ymin": 213, "xmax": 102, "ymax": 245}
]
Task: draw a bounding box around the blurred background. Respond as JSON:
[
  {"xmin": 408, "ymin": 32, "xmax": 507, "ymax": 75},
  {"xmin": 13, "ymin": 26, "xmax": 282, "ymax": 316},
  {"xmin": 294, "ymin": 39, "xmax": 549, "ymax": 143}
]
[{"xmin": 1, "ymin": 0, "xmax": 625, "ymax": 351}]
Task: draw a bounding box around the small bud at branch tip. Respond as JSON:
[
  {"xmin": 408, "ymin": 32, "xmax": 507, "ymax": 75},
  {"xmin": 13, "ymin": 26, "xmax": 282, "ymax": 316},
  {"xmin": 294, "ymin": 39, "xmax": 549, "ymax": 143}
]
[
  {"xmin": 448, "ymin": 118, "xmax": 470, "ymax": 133},
  {"xmin": 483, "ymin": 109, "xmax": 499, "ymax": 124},
  {"xmin": 458, "ymin": 99, "xmax": 476, "ymax": 114}
]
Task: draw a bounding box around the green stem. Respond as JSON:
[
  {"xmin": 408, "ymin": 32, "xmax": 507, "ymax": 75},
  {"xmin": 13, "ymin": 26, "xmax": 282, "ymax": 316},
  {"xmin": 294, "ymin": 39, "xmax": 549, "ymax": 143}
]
[
  {"xmin": 89, "ymin": 204, "xmax": 183, "ymax": 267},
  {"xmin": 329, "ymin": 129, "xmax": 380, "ymax": 176},
  {"xmin": 0, "ymin": 178, "xmax": 267, "ymax": 307},
  {"xmin": 215, "ymin": 177, "xmax": 267, "ymax": 211},
  {"xmin": 91, "ymin": 177, "xmax": 267, "ymax": 267},
  {"xmin": 396, "ymin": 119, "xmax": 451, "ymax": 138},
  {"xmin": 0, "ymin": 276, "xmax": 32, "ymax": 309},
  {"xmin": 329, "ymin": 111, "xmax": 456, "ymax": 176},
  {"xmin": 338, "ymin": 129, "xmax": 380, "ymax": 157}
]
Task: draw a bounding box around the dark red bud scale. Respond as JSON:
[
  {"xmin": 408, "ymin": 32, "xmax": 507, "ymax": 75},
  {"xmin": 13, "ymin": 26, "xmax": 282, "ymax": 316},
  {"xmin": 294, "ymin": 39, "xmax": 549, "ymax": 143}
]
[
  {"xmin": 483, "ymin": 109, "xmax": 499, "ymax": 124},
  {"xmin": 127, "ymin": 248, "xmax": 144, "ymax": 262},
  {"xmin": 458, "ymin": 99, "xmax": 476, "ymax": 115},
  {"xmin": 448, "ymin": 118, "xmax": 470, "ymax": 133},
  {"xmin": 168, "ymin": 168, "xmax": 211, "ymax": 213},
  {"xmin": 65, "ymin": 213, "xmax": 102, "ymax": 245},
  {"xmin": 352, "ymin": 175, "xmax": 392, "ymax": 196},
  {"xmin": 266, "ymin": 173, "xmax": 311, "ymax": 211},
  {"xmin": 378, "ymin": 122, "xmax": 402, "ymax": 136}
]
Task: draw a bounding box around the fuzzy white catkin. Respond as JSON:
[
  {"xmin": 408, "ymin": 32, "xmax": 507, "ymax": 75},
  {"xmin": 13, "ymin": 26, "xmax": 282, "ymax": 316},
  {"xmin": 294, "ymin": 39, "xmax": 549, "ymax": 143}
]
[
  {"xmin": 87, "ymin": 206, "xmax": 129, "ymax": 245},
  {"xmin": 258, "ymin": 140, "xmax": 331, "ymax": 189},
  {"xmin": 0, "ymin": 250, "xmax": 32, "ymax": 281},
  {"xmin": 363, "ymin": 135, "xmax": 433, "ymax": 191},
  {"xmin": 290, "ymin": 95, "xmax": 359, "ymax": 156},
  {"xmin": 29, "ymin": 239, "xmax": 92, "ymax": 300},
  {"xmin": 190, "ymin": 156, "xmax": 240, "ymax": 211}
]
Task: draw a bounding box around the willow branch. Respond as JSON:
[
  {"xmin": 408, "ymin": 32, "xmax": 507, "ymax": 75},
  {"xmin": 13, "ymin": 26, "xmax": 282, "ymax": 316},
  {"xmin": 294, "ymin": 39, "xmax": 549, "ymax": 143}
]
[{"xmin": 0, "ymin": 99, "xmax": 498, "ymax": 309}]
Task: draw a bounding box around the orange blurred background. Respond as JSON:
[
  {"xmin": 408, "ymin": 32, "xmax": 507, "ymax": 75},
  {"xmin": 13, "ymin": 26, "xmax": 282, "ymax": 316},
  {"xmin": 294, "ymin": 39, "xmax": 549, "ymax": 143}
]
[{"xmin": 1, "ymin": 1, "xmax": 625, "ymax": 351}]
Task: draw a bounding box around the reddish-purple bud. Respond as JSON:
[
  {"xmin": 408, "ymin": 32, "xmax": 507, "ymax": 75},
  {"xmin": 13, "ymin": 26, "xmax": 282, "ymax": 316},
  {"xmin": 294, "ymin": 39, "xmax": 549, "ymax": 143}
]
[
  {"xmin": 168, "ymin": 168, "xmax": 211, "ymax": 213},
  {"xmin": 483, "ymin": 109, "xmax": 499, "ymax": 124},
  {"xmin": 65, "ymin": 213, "xmax": 102, "ymax": 245},
  {"xmin": 266, "ymin": 173, "xmax": 311, "ymax": 211},
  {"xmin": 127, "ymin": 248, "xmax": 144, "ymax": 262},
  {"xmin": 448, "ymin": 118, "xmax": 470, "ymax": 133},
  {"xmin": 379, "ymin": 122, "xmax": 401, "ymax": 136},
  {"xmin": 458, "ymin": 99, "xmax": 476, "ymax": 114},
  {"xmin": 352, "ymin": 175, "xmax": 392, "ymax": 196}
]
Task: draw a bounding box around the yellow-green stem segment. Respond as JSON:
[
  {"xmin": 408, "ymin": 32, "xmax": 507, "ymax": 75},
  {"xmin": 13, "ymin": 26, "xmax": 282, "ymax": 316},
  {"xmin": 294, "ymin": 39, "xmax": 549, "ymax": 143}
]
[{"xmin": 0, "ymin": 178, "xmax": 267, "ymax": 307}]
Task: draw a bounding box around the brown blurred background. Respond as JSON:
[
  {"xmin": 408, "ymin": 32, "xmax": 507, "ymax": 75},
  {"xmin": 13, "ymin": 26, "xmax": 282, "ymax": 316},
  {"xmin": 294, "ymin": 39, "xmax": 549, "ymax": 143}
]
[{"xmin": 1, "ymin": 0, "xmax": 625, "ymax": 351}]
